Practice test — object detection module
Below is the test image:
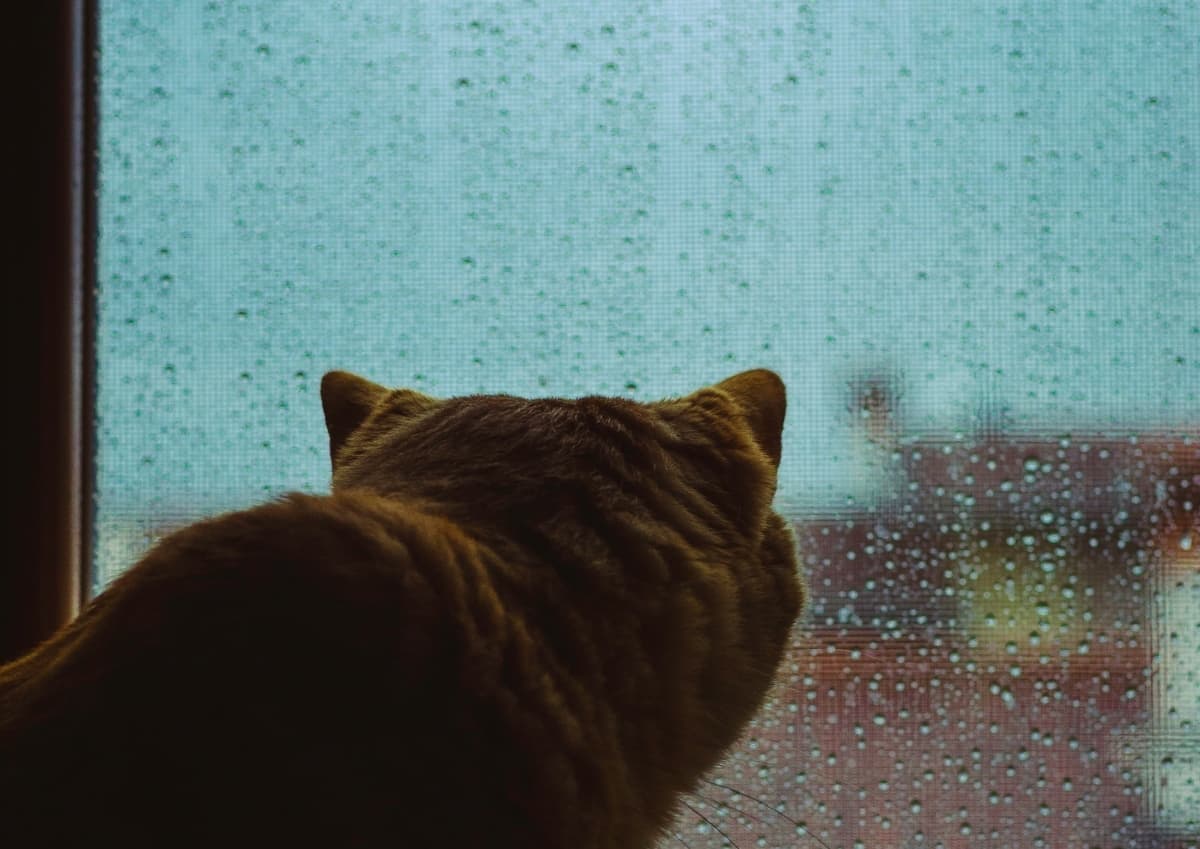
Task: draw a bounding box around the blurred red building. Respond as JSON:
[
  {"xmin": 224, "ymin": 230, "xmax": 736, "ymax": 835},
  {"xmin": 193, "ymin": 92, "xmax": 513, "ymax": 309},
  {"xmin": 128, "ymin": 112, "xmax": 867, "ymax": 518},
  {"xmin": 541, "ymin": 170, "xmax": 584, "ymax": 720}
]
[{"xmin": 682, "ymin": 366, "xmax": 1200, "ymax": 849}]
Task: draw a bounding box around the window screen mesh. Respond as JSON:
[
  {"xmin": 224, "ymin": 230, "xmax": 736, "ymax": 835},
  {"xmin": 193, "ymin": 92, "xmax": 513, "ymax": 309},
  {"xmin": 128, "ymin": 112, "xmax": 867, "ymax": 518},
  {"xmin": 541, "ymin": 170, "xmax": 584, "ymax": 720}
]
[{"xmin": 98, "ymin": 2, "xmax": 1198, "ymax": 845}]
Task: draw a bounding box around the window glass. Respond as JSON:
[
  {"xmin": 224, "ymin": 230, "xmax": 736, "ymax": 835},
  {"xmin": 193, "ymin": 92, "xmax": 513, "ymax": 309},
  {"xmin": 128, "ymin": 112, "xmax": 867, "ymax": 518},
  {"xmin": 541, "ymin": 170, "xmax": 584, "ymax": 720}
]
[{"xmin": 98, "ymin": 2, "xmax": 1198, "ymax": 845}]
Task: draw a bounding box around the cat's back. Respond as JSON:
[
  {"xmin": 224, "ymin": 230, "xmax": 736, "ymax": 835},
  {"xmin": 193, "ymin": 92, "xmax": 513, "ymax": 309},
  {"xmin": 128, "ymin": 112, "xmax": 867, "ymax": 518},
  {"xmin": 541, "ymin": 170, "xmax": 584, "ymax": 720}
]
[
  {"xmin": 1, "ymin": 490, "xmax": 476, "ymax": 712},
  {"xmin": 0, "ymin": 492, "xmax": 548, "ymax": 848}
]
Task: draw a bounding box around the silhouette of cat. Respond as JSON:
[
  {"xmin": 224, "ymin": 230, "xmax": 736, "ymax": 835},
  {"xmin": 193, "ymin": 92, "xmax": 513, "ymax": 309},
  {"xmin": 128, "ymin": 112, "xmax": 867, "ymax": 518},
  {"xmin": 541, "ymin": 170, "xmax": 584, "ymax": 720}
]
[{"xmin": 1, "ymin": 369, "xmax": 802, "ymax": 848}]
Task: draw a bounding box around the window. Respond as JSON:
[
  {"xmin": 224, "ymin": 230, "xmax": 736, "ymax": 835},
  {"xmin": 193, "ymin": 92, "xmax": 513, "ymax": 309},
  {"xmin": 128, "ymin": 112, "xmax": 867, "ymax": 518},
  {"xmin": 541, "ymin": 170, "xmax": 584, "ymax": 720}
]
[{"xmin": 97, "ymin": 3, "xmax": 1197, "ymax": 846}]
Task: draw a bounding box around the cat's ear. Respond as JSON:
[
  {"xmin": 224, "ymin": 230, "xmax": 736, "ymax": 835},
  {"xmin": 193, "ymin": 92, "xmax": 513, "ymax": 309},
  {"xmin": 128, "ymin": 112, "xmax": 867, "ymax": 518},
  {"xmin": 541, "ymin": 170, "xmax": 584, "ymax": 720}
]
[
  {"xmin": 321, "ymin": 371, "xmax": 390, "ymax": 461},
  {"xmin": 712, "ymin": 369, "xmax": 787, "ymax": 467}
]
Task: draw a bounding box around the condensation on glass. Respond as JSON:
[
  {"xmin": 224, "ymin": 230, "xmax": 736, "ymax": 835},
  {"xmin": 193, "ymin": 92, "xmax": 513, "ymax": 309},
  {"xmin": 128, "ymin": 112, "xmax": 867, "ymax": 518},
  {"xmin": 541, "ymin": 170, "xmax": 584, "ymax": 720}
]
[{"xmin": 98, "ymin": 2, "xmax": 1198, "ymax": 846}]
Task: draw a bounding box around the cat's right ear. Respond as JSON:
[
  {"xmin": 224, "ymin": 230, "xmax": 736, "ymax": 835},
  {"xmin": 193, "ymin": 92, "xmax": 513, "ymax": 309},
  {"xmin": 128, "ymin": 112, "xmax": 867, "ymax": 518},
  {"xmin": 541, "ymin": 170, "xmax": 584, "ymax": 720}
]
[
  {"xmin": 711, "ymin": 369, "xmax": 787, "ymax": 468},
  {"xmin": 321, "ymin": 370, "xmax": 390, "ymax": 462}
]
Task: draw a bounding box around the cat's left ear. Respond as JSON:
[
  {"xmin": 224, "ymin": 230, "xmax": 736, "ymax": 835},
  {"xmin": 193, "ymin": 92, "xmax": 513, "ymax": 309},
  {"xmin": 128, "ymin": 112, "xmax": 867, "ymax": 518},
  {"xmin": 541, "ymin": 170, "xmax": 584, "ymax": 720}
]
[
  {"xmin": 321, "ymin": 370, "xmax": 390, "ymax": 462},
  {"xmin": 712, "ymin": 369, "xmax": 787, "ymax": 467}
]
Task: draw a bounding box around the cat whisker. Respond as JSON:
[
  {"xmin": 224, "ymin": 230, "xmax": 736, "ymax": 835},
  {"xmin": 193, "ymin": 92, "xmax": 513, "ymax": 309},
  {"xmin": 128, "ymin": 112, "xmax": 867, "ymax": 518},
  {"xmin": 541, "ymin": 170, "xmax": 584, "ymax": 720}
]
[
  {"xmin": 668, "ymin": 829, "xmax": 695, "ymax": 849},
  {"xmin": 685, "ymin": 789, "xmax": 765, "ymax": 827},
  {"xmin": 681, "ymin": 798, "xmax": 741, "ymax": 849},
  {"xmin": 707, "ymin": 760, "xmax": 836, "ymax": 821},
  {"xmin": 699, "ymin": 778, "xmax": 795, "ymax": 826},
  {"xmin": 699, "ymin": 778, "xmax": 836, "ymax": 849}
]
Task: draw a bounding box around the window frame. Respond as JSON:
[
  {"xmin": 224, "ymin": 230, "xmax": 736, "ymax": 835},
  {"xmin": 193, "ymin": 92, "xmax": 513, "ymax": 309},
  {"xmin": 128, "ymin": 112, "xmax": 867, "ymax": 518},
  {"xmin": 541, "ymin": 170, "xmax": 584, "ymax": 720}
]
[{"xmin": 2, "ymin": 1, "xmax": 97, "ymax": 664}]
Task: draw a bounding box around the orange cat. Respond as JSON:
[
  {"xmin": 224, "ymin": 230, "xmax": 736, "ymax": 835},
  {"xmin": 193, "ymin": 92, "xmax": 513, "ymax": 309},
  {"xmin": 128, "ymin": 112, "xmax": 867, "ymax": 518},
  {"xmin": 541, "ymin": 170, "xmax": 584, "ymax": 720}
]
[{"xmin": 0, "ymin": 370, "xmax": 802, "ymax": 848}]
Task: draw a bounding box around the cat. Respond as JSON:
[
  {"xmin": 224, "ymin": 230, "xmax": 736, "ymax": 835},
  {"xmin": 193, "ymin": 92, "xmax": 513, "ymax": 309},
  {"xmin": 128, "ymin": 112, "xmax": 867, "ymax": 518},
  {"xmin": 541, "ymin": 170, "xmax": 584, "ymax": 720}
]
[{"xmin": 0, "ymin": 369, "xmax": 803, "ymax": 848}]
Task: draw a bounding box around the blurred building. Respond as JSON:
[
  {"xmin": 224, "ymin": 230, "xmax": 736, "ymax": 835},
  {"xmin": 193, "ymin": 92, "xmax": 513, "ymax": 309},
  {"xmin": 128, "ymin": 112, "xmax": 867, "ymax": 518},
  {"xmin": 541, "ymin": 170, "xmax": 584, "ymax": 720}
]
[{"xmin": 778, "ymin": 377, "xmax": 1199, "ymax": 848}]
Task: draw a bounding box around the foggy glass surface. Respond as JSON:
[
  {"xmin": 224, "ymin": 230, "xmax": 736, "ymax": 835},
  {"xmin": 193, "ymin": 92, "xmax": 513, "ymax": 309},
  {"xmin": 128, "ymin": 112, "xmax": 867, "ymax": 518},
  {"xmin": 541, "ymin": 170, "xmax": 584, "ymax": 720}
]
[{"xmin": 98, "ymin": 2, "xmax": 1198, "ymax": 846}]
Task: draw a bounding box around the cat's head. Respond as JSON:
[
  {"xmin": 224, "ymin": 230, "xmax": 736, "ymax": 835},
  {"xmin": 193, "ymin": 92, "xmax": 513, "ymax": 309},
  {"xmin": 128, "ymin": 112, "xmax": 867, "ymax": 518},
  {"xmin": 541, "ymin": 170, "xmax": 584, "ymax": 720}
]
[
  {"xmin": 319, "ymin": 366, "xmax": 802, "ymax": 651},
  {"xmin": 320, "ymin": 369, "xmax": 788, "ymax": 537}
]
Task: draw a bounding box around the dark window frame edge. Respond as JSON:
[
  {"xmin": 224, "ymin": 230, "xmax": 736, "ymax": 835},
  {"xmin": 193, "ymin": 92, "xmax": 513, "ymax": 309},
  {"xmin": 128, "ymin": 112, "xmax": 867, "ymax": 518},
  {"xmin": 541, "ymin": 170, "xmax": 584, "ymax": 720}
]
[{"xmin": 1, "ymin": 1, "xmax": 97, "ymax": 664}]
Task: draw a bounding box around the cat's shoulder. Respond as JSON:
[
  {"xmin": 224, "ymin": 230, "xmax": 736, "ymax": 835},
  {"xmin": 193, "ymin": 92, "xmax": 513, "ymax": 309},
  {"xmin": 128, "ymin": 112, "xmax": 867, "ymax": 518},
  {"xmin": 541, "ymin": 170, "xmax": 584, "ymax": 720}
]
[{"xmin": 107, "ymin": 490, "xmax": 468, "ymax": 607}]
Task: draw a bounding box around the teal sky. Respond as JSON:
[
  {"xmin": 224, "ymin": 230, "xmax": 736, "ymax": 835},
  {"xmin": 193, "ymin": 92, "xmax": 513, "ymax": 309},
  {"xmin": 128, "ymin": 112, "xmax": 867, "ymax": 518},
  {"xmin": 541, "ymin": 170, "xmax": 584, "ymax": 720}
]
[{"xmin": 96, "ymin": 1, "xmax": 1198, "ymax": 538}]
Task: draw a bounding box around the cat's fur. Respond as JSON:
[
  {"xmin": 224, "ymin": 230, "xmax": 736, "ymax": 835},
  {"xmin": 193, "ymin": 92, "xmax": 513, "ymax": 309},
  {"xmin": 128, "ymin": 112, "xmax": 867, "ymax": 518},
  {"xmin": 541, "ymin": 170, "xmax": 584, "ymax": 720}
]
[{"xmin": 0, "ymin": 369, "xmax": 802, "ymax": 848}]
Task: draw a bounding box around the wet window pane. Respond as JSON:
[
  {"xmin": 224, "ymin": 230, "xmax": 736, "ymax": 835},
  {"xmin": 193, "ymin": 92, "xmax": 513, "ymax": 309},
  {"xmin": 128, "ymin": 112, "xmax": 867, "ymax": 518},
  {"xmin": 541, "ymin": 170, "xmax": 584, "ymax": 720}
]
[{"xmin": 98, "ymin": 2, "xmax": 1198, "ymax": 846}]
